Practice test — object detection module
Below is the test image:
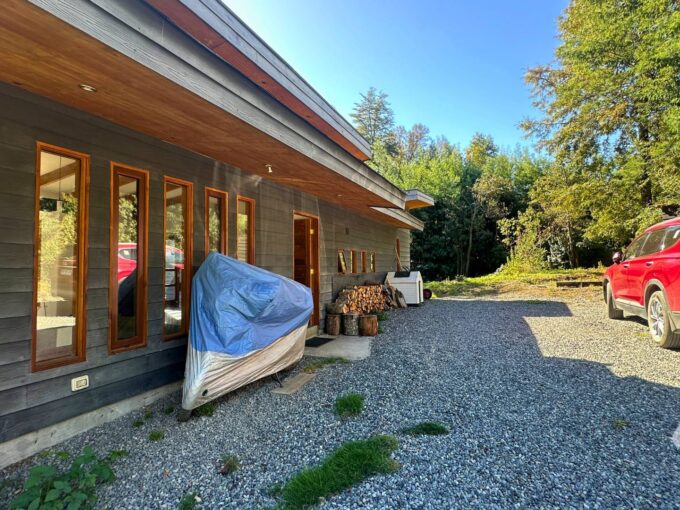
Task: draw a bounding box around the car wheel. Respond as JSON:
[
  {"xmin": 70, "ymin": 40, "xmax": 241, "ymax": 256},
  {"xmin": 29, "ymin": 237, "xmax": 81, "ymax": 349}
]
[
  {"xmin": 647, "ymin": 291, "xmax": 680, "ymax": 349},
  {"xmin": 606, "ymin": 284, "xmax": 624, "ymax": 320}
]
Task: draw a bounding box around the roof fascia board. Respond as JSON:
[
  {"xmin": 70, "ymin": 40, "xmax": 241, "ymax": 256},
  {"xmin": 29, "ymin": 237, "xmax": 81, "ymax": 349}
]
[{"xmin": 371, "ymin": 207, "xmax": 425, "ymax": 231}]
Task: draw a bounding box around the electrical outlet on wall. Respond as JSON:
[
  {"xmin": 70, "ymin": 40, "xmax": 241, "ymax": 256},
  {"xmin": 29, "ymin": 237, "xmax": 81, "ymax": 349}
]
[{"xmin": 71, "ymin": 375, "xmax": 89, "ymax": 392}]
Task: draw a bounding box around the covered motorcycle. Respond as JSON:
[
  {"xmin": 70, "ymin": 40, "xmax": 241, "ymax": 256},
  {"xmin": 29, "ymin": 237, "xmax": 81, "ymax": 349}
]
[{"xmin": 182, "ymin": 253, "xmax": 313, "ymax": 410}]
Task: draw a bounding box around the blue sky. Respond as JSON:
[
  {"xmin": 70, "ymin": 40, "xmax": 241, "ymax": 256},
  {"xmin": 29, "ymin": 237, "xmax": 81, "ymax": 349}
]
[{"xmin": 224, "ymin": 0, "xmax": 569, "ymax": 151}]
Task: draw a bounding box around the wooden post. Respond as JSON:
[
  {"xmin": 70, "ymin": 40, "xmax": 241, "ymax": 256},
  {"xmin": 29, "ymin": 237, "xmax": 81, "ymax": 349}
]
[
  {"xmin": 359, "ymin": 314, "xmax": 378, "ymax": 336},
  {"xmin": 325, "ymin": 314, "xmax": 341, "ymax": 336}
]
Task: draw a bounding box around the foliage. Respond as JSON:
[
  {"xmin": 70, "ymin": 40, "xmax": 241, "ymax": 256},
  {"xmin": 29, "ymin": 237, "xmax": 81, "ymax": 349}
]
[
  {"xmin": 178, "ymin": 492, "xmax": 200, "ymax": 510},
  {"xmin": 10, "ymin": 448, "xmax": 127, "ymax": 510},
  {"xmin": 402, "ymin": 422, "xmax": 450, "ymax": 436},
  {"xmin": 303, "ymin": 357, "xmax": 349, "ymax": 374},
  {"xmin": 148, "ymin": 430, "xmax": 164, "ymax": 442},
  {"xmin": 194, "ymin": 403, "xmax": 216, "ymax": 417},
  {"xmin": 218, "ymin": 455, "xmax": 240, "ymax": 476},
  {"xmin": 273, "ymin": 435, "xmax": 399, "ymax": 510},
  {"xmin": 334, "ymin": 393, "xmax": 365, "ymax": 418},
  {"xmin": 164, "ymin": 405, "xmax": 175, "ymax": 415},
  {"xmin": 350, "ymin": 87, "xmax": 395, "ymax": 147}
]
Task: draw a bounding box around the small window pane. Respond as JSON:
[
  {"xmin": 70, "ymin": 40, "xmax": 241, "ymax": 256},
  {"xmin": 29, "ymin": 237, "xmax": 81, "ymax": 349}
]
[
  {"xmin": 164, "ymin": 182, "xmax": 188, "ymax": 336},
  {"xmin": 207, "ymin": 194, "xmax": 224, "ymax": 254},
  {"xmin": 237, "ymin": 198, "xmax": 253, "ymax": 263},
  {"xmin": 663, "ymin": 226, "xmax": 680, "ymax": 250},
  {"xmin": 35, "ymin": 151, "xmax": 82, "ymax": 365},
  {"xmin": 370, "ymin": 252, "xmax": 376, "ymax": 272},
  {"xmin": 337, "ymin": 250, "xmax": 347, "ymax": 273},
  {"xmin": 625, "ymin": 234, "xmax": 648, "ymax": 260},
  {"xmin": 116, "ymin": 175, "xmax": 139, "ymax": 340},
  {"xmin": 639, "ymin": 229, "xmax": 666, "ymax": 257}
]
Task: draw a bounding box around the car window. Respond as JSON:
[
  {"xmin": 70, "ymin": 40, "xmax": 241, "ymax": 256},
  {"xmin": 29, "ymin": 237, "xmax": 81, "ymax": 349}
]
[
  {"xmin": 663, "ymin": 226, "xmax": 680, "ymax": 250},
  {"xmin": 638, "ymin": 228, "xmax": 667, "ymax": 257},
  {"xmin": 624, "ymin": 233, "xmax": 649, "ymax": 260}
]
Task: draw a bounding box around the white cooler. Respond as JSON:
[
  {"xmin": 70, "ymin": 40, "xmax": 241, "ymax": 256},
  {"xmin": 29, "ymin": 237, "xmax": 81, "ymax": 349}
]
[{"xmin": 386, "ymin": 271, "xmax": 424, "ymax": 305}]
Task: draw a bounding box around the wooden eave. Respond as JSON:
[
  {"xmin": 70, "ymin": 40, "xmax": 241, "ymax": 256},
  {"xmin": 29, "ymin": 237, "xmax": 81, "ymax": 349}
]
[{"xmin": 0, "ymin": 0, "xmax": 413, "ymax": 226}]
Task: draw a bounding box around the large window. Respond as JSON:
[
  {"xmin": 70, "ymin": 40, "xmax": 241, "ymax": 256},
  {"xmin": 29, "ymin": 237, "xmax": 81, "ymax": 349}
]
[
  {"xmin": 33, "ymin": 143, "xmax": 89, "ymax": 371},
  {"xmin": 163, "ymin": 177, "xmax": 193, "ymax": 338},
  {"xmin": 205, "ymin": 187, "xmax": 228, "ymax": 256},
  {"xmin": 110, "ymin": 163, "xmax": 148, "ymax": 352},
  {"xmin": 236, "ymin": 196, "xmax": 255, "ymax": 263}
]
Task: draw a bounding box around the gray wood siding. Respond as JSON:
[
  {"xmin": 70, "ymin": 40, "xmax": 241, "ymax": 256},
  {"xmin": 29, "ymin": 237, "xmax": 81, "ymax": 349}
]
[{"xmin": 0, "ymin": 84, "xmax": 411, "ymax": 443}]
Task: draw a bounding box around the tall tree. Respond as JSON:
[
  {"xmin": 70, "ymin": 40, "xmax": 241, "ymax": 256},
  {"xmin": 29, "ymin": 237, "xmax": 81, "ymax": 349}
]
[{"xmin": 350, "ymin": 87, "xmax": 395, "ymax": 146}]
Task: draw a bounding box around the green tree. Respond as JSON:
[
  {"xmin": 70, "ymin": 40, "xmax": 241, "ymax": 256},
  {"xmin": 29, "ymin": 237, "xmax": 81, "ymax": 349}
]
[{"xmin": 350, "ymin": 87, "xmax": 395, "ymax": 147}]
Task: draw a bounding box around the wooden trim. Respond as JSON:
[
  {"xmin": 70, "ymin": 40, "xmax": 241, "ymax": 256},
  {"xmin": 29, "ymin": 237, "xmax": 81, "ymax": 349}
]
[
  {"xmin": 236, "ymin": 195, "xmax": 256, "ymax": 264},
  {"xmin": 204, "ymin": 187, "xmax": 228, "ymax": 257},
  {"xmin": 162, "ymin": 176, "xmax": 194, "ymax": 340},
  {"xmin": 32, "ymin": 142, "xmax": 90, "ymax": 372},
  {"xmin": 293, "ymin": 210, "xmax": 320, "ymax": 326},
  {"xmin": 109, "ymin": 162, "xmax": 149, "ymax": 354}
]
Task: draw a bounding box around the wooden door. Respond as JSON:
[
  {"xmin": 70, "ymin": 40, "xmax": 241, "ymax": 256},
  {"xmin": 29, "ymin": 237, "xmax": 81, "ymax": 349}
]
[{"xmin": 293, "ymin": 214, "xmax": 319, "ymax": 326}]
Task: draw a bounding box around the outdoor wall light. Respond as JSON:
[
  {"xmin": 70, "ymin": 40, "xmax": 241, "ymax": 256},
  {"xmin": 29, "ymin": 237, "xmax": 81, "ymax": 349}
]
[
  {"xmin": 265, "ymin": 164, "xmax": 273, "ymax": 174},
  {"xmin": 78, "ymin": 83, "xmax": 97, "ymax": 93}
]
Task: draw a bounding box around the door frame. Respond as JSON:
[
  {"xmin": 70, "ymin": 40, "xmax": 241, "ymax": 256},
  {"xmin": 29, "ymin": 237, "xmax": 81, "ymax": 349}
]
[{"xmin": 293, "ymin": 211, "xmax": 320, "ymax": 326}]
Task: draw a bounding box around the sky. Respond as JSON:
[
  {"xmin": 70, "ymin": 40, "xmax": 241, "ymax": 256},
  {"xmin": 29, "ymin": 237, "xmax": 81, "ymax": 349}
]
[{"xmin": 224, "ymin": 0, "xmax": 569, "ymax": 151}]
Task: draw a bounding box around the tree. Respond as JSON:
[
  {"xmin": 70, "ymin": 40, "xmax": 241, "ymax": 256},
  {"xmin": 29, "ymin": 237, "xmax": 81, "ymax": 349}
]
[
  {"xmin": 523, "ymin": 0, "xmax": 680, "ymax": 243},
  {"xmin": 350, "ymin": 87, "xmax": 395, "ymax": 147}
]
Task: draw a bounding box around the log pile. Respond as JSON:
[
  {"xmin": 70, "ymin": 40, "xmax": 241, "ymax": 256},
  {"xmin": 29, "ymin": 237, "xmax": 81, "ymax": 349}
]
[{"xmin": 327, "ymin": 284, "xmax": 406, "ymax": 315}]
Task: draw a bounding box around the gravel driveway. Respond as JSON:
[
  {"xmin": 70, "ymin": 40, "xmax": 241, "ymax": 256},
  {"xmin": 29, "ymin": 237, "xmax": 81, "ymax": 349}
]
[{"xmin": 2, "ymin": 290, "xmax": 680, "ymax": 509}]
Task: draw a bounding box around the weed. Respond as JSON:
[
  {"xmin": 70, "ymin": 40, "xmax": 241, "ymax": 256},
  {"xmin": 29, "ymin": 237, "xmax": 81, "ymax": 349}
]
[
  {"xmin": 402, "ymin": 422, "xmax": 449, "ymax": 436},
  {"xmin": 54, "ymin": 451, "xmax": 70, "ymax": 461},
  {"xmin": 10, "ymin": 448, "xmax": 127, "ymax": 510},
  {"xmin": 334, "ymin": 392, "xmax": 364, "ymax": 418},
  {"xmin": 274, "ymin": 435, "xmax": 399, "ymax": 509},
  {"xmin": 219, "ymin": 454, "xmax": 240, "ymax": 475},
  {"xmin": 132, "ymin": 418, "xmax": 145, "ymax": 428},
  {"xmin": 143, "ymin": 408, "xmax": 153, "ymax": 420},
  {"xmin": 164, "ymin": 405, "xmax": 175, "ymax": 415},
  {"xmin": 612, "ymin": 418, "xmax": 630, "ymax": 430},
  {"xmin": 178, "ymin": 492, "xmax": 200, "ymax": 510},
  {"xmin": 371, "ymin": 309, "xmax": 388, "ymax": 321},
  {"xmin": 148, "ymin": 430, "xmax": 165, "ymax": 442},
  {"xmin": 194, "ymin": 402, "xmax": 216, "ymax": 417},
  {"xmin": 303, "ymin": 357, "xmax": 348, "ymax": 374}
]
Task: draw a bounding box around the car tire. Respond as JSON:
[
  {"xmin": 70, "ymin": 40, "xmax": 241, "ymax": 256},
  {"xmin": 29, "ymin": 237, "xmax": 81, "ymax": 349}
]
[
  {"xmin": 647, "ymin": 291, "xmax": 680, "ymax": 349},
  {"xmin": 606, "ymin": 284, "xmax": 624, "ymax": 320}
]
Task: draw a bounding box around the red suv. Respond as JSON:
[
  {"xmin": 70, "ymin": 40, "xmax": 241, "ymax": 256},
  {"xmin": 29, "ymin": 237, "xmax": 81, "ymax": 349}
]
[{"xmin": 604, "ymin": 217, "xmax": 680, "ymax": 348}]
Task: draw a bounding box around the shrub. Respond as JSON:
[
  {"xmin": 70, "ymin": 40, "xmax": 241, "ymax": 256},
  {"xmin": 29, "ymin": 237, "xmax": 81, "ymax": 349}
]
[
  {"xmin": 219, "ymin": 455, "xmax": 240, "ymax": 475},
  {"xmin": 334, "ymin": 393, "xmax": 364, "ymax": 418},
  {"xmin": 178, "ymin": 492, "xmax": 200, "ymax": 510}
]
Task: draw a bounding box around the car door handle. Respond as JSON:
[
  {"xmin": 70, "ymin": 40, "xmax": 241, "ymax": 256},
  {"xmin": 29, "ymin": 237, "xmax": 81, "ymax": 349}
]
[
  {"xmin": 645, "ymin": 261, "xmax": 653, "ymax": 267},
  {"xmin": 623, "ymin": 264, "xmax": 630, "ymax": 268}
]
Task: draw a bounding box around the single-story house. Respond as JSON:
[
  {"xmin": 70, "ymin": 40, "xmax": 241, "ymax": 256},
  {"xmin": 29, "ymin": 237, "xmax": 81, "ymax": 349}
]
[{"xmin": 0, "ymin": 0, "xmax": 432, "ymax": 466}]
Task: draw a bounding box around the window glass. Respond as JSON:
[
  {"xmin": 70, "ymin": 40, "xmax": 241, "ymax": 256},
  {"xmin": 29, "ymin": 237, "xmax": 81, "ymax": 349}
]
[
  {"xmin": 625, "ymin": 234, "xmax": 649, "ymax": 260},
  {"xmin": 361, "ymin": 251, "xmax": 367, "ymax": 273},
  {"xmin": 111, "ymin": 166, "xmax": 147, "ymax": 350},
  {"xmin": 337, "ymin": 250, "xmax": 347, "ymax": 273},
  {"xmin": 370, "ymin": 252, "xmax": 376, "ymax": 272},
  {"xmin": 206, "ymin": 190, "xmax": 227, "ymax": 255},
  {"xmin": 237, "ymin": 198, "xmax": 254, "ymax": 263},
  {"xmin": 35, "ymin": 148, "xmax": 87, "ymax": 367},
  {"xmin": 663, "ymin": 226, "xmax": 680, "ymax": 250},
  {"xmin": 639, "ymin": 229, "xmax": 667, "ymax": 257},
  {"xmin": 164, "ymin": 181, "xmax": 190, "ymax": 337}
]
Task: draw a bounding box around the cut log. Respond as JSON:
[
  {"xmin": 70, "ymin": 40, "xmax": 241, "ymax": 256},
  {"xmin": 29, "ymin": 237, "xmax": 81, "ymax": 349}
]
[
  {"xmin": 325, "ymin": 314, "xmax": 341, "ymax": 336},
  {"xmin": 359, "ymin": 315, "xmax": 378, "ymax": 336},
  {"xmin": 342, "ymin": 313, "xmax": 360, "ymax": 336}
]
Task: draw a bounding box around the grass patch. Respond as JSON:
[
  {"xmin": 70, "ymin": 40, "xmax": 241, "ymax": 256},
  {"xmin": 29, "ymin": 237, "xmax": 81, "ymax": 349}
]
[
  {"xmin": 164, "ymin": 405, "xmax": 175, "ymax": 415},
  {"xmin": 274, "ymin": 435, "xmax": 399, "ymax": 510},
  {"xmin": 178, "ymin": 492, "xmax": 200, "ymax": 510},
  {"xmin": 427, "ymin": 268, "xmax": 603, "ymax": 298},
  {"xmin": 303, "ymin": 357, "xmax": 349, "ymax": 374},
  {"xmin": 334, "ymin": 392, "xmax": 364, "ymax": 418},
  {"xmin": 143, "ymin": 408, "xmax": 153, "ymax": 420},
  {"xmin": 218, "ymin": 454, "xmax": 240, "ymax": 475},
  {"xmin": 371, "ymin": 309, "xmax": 389, "ymax": 321},
  {"xmin": 194, "ymin": 402, "xmax": 216, "ymax": 417},
  {"xmin": 612, "ymin": 418, "xmax": 630, "ymax": 430},
  {"xmin": 132, "ymin": 418, "xmax": 145, "ymax": 428},
  {"xmin": 148, "ymin": 430, "xmax": 164, "ymax": 442},
  {"xmin": 402, "ymin": 421, "xmax": 449, "ymax": 436}
]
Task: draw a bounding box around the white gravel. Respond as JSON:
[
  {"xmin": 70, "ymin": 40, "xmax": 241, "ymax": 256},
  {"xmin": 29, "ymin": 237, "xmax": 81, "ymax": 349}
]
[{"xmin": 2, "ymin": 291, "xmax": 680, "ymax": 509}]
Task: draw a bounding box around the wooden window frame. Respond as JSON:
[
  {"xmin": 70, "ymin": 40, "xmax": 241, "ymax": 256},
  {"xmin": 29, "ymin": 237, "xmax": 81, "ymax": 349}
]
[
  {"xmin": 109, "ymin": 163, "xmax": 149, "ymax": 354},
  {"xmin": 236, "ymin": 195, "xmax": 256, "ymax": 264},
  {"xmin": 162, "ymin": 176, "xmax": 193, "ymax": 340},
  {"xmin": 361, "ymin": 251, "xmax": 367, "ymax": 273},
  {"xmin": 204, "ymin": 187, "xmax": 228, "ymax": 257},
  {"xmin": 351, "ymin": 249, "xmax": 358, "ymax": 273},
  {"xmin": 32, "ymin": 142, "xmax": 90, "ymax": 372}
]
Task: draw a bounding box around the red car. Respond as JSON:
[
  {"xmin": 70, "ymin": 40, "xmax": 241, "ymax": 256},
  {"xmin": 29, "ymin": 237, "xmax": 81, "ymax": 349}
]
[{"xmin": 604, "ymin": 217, "xmax": 680, "ymax": 348}]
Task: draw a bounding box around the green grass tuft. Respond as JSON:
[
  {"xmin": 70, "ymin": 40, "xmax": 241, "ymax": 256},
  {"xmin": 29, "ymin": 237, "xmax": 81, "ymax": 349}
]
[
  {"xmin": 334, "ymin": 392, "xmax": 364, "ymax": 418},
  {"xmin": 148, "ymin": 430, "xmax": 164, "ymax": 442},
  {"xmin": 371, "ymin": 309, "xmax": 389, "ymax": 321},
  {"xmin": 303, "ymin": 357, "xmax": 349, "ymax": 373},
  {"xmin": 143, "ymin": 408, "xmax": 153, "ymax": 420},
  {"xmin": 178, "ymin": 492, "xmax": 199, "ymax": 510},
  {"xmin": 132, "ymin": 418, "xmax": 145, "ymax": 428},
  {"xmin": 219, "ymin": 454, "xmax": 240, "ymax": 475},
  {"xmin": 194, "ymin": 402, "xmax": 216, "ymax": 417},
  {"xmin": 275, "ymin": 435, "xmax": 399, "ymax": 510},
  {"xmin": 164, "ymin": 405, "xmax": 175, "ymax": 415},
  {"xmin": 612, "ymin": 418, "xmax": 630, "ymax": 430},
  {"xmin": 402, "ymin": 422, "xmax": 450, "ymax": 436}
]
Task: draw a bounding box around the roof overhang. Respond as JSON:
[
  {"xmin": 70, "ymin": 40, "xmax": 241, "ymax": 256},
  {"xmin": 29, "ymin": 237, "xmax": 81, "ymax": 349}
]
[
  {"xmin": 0, "ymin": 0, "xmax": 412, "ymax": 225},
  {"xmin": 370, "ymin": 207, "xmax": 425, "ymax": 231},
  {"xmin": 405, "ymin": 189, "xmax": 435, "ymax": 210}
]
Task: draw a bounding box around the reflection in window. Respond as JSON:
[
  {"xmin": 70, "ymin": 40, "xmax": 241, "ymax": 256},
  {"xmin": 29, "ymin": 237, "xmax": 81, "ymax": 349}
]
[
  {"xmin": 110, "ymin": 165, "xmax": 148, "ymax": 351},
  {"xmin": 34, "ymin": 147, "xmax": 88, "ymax": 369},
  {"xmin": 164, "ymin": 179, "xmax": 192, "ymax": 337},
  {"xmin": 206, "ymin": 189, "xmax": 227, "ymax": 255},
  {"xmin": 361, "ymin": 251, "xmax": 367, "ymax": 273},
  {"xmin": 370, "ymin": 252, "xmax": 376, "ymax": 272},
  {"xmin": 351, "ymin": 250, "xmax": 358, "ymax": 273},
  {"xmin": 337, "ymin": 250, "xmax": 347, "ymax": 273},
  {"xmin": 237, "ymin": 197, "xmax": 254, "ymax": 263}
]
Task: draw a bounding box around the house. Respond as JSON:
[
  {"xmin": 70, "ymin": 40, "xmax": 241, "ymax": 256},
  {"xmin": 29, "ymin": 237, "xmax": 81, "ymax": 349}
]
[{"xmin": 0, "ymin": 0, "xmax": 433, "ymax": 466}]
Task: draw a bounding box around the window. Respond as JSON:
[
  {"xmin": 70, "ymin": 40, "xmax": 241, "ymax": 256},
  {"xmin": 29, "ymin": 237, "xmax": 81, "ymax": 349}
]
[
  {"xmin": 33, "ymin": 143, "xmax": 89, "ymax": 371},
  {"xmin": 351, "ymin": 250, "xmax": 358, "ymax": 273},
  {"xmin": 370, "ymin": 252, "xmax": 376, "ymax": 272},
  {"xmin": 337, "ymin": 250, "xmax": 347, "ymax": 273},
  {"xmin": 663, "ymin": 227, "xmax": 680, "ymax": 250},
  {"xmin": 639, "ymin": 228, "xmax": 667, "ymax": 258},
  {"xmin": 361, "ymin": 251, "xmax": 367, "ymax": 273},
  {"xmin": 205, "ymin": 187, "xmax": 227, "ymax": 256},
  {"xmin": 396, "ymin": 238, "xmax": 401, "ymax": 268},
  {"xmin": 624, "ymin": 234, "xmax": 648, "ymax": 261},
  {"xmin": 110, "ymin": 163, "xmax": 148, "ymax": 352},
  {"xmin": 236, "ymin": 196, "xmax": 255, "ymax": 263},
  {"xmin": 163, "ymin": 177, "xmax": 193, "ymax": 338}
]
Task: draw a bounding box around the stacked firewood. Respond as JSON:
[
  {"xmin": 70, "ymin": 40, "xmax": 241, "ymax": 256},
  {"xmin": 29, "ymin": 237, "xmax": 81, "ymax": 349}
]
[{"xmin": 327, "ymin": 284, "xmax": 406, "ymax": 315}]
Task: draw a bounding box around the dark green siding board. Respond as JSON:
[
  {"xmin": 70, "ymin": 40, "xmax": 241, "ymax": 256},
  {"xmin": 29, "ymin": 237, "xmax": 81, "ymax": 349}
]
[
  {"xmin": 0, "ymin": 340, "xmax": 30, "ymax": 367},
  {"xmin": 0, "ymin": 316, "xmax": 32, "ymax": 345}
]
